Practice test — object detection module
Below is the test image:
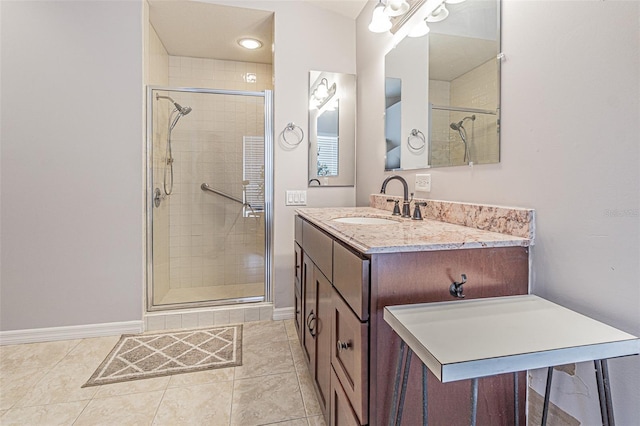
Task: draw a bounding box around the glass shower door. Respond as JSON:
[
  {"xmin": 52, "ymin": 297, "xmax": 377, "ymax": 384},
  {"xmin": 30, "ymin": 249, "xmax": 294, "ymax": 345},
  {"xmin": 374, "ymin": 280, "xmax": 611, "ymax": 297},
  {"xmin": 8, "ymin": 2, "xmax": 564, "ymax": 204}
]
[{"xmin": 147, "ymin": 87, "xmax": 270, "ymax": 310}]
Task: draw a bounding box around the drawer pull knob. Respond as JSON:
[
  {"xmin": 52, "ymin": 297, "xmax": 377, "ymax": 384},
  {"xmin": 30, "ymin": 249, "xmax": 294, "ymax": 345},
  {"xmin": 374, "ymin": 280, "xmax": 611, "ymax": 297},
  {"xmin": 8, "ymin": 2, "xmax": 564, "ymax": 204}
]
[{"xmin": 337, "ymin": 340, "xmax": 351, "ymax": 352}]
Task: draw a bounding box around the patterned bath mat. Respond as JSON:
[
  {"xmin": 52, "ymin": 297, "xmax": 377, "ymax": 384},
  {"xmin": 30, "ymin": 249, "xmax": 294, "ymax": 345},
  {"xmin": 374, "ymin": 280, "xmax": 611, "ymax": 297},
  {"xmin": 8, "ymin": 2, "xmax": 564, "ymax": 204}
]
[{"xmin": 83, "ymin": 325, "xmax": 242, "ymax": 387}]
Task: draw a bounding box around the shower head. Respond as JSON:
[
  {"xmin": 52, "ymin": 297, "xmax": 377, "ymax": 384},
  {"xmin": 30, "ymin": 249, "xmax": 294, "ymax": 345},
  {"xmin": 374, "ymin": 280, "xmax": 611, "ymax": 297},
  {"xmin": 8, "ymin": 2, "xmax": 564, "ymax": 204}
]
[
  {"xmin": 156, "ymin": 94, "xmax": 192, "ymax": 115},
  {"xmin": 174, "ymin": 103, "xmax": 192, "ymax": 116}
]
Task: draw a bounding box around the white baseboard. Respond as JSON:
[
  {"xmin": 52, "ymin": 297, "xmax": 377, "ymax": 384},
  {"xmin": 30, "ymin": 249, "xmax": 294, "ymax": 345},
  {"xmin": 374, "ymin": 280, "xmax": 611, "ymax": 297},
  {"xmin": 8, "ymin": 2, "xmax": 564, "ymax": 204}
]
[
  {"xmin": 272, "ymin": 306, "xmax": 295, "ymax": 321},
  {"xmin": 0, "ymin": 321, "xmax": 144, "ymax": 345}
]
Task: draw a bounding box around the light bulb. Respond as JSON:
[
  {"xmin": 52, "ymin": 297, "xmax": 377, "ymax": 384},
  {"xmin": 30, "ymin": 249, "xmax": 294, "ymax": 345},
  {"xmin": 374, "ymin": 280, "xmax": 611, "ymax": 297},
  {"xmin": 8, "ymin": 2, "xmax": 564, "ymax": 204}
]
[
  {"xmin": 237, "ymin": 38, "xmax": 262, "ymax": 50},
  {"xmin": 316, "ymin": 79, "xmax": 329, "ymax": 98},
  {"xmin": 368, "ymin": 3, "xmax": 392, "ymax": 33},
  {"xmin": 384, "ymin": 0, "xmax": 410, "ymax": 17},
  {"xmin": 426, "ymin": 4, "xmax": 449, "ymax": 22},
  {"xmin": 408, "ymin": 19, "xmax": 430, "ymax": 38}
]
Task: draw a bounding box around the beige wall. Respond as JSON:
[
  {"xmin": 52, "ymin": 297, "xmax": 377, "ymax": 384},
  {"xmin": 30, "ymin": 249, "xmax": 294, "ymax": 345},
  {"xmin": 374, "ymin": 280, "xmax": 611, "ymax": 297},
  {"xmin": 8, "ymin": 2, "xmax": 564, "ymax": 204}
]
[
  {"xmin": 1, "ymin": 0, "xmax": 144, "ymax": 329},
  {"xmin": 356, "ymin": 1, "xmax": 639, "ymax": 424}
]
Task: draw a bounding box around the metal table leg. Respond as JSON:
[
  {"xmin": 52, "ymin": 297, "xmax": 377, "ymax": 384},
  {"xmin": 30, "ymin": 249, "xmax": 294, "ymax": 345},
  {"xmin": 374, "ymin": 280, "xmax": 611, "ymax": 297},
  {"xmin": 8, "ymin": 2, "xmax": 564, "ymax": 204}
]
[
  {"xmin": 389, "ymin": 339, "xmax": 430, "ymax": 426},
  {"xmin": 595, "ymin": 359, "xmax": 615, "ymax": 426},
  {"xmin": 389, "ymin": 340, "xmax": 407, "ymax": 426},
  {"xmin": 470, "ymin": 378, "xmax": 478, "ymax": 426},
  {"xmin": 514, "ymin": 371, "xmax": 519, "ymax": 426},
  {"xmin": 397, "ymin": 347, "xmax": 413, "ymax": 426},
  {"xmin": 422, "ymin": 363, "xmax": 428, "ymax": 426},
  {"xmin": 542, "ymin": 366, "xmax": 553, "ymax": 426}
]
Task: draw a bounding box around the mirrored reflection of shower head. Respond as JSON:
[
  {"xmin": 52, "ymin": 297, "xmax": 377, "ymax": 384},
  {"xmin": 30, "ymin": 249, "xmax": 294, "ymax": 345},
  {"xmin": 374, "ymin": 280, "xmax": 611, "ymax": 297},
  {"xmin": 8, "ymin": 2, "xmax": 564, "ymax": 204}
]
[
  {"xmin": 450, "ymin": 121, "xmax": 463, "ymax": 131},
  {"xmin": 450, "ymin": 115, "xmax": 475, "ymax": 131}
]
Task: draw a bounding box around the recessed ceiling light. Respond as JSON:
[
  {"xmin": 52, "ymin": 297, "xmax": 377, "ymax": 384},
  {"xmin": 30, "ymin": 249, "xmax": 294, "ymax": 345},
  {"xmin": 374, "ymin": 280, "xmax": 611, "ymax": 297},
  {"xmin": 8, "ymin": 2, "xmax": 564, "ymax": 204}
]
[{"xmin": 238, "ymin": 38, "xmax": 262, "ymax": 50}]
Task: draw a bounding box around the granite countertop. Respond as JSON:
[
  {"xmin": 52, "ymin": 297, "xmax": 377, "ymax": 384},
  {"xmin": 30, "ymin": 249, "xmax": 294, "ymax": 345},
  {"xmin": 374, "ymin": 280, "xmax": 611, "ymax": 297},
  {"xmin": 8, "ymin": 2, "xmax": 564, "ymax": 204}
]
[{"xmin": 296, "ymin": 207, "xmax": 533, "ymax": 254}]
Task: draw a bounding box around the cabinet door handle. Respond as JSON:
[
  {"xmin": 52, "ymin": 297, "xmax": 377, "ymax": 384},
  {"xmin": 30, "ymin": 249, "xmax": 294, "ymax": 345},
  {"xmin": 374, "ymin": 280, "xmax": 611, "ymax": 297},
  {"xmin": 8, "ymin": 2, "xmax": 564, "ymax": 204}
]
[
  {"xmin": 336, "ymin": 340, "xmax": 351, "ymax": 352},
  {"xmin": 308, "ymin": 316, "xmax": 317, "ymax": 337},
  {"xmin": 306, "ymin": 310, "xmax": 317, "ymax": 337}
]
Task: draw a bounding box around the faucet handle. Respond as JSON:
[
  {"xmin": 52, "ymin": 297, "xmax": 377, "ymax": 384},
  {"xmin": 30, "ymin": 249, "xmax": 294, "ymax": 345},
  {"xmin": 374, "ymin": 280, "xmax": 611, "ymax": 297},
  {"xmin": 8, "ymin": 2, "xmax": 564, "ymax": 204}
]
[
  {"xmin": 386, "ymin": 199, "xmax": 401, "ymax": 216},
  {"xmin": 412, "ymin": 202, "xmax": 427, "ymax": 220}
]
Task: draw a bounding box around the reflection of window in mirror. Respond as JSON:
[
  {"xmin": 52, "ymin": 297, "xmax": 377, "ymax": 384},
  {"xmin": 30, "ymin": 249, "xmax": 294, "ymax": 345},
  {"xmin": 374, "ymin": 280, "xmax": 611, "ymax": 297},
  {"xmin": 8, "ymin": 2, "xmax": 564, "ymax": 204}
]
[
  {"xmin": 316, "ymin": 101, "xmax": 339, "ymax": 177},
  {"xmin": 385, "ymin": 78, "xmax": 401, "ymax": 170}
]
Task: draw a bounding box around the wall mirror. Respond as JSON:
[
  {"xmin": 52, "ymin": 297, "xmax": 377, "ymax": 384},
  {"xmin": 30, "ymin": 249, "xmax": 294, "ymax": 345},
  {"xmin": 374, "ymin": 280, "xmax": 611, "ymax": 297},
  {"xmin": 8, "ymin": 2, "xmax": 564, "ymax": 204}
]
[
  {"xmin": 384, "ymin": 0, "xmax": 501, "ymax": 170},
  {"xmin": 308, "ymin": 71, "xmax": 356, "ymax": 186}
]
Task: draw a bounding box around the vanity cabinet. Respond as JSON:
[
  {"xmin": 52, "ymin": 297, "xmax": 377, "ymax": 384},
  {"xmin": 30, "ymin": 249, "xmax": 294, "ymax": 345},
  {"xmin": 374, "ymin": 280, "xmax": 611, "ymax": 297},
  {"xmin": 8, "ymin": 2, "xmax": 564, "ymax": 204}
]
[{"xmin": 294, "ymin": 214, "xmax": 529, "ymax": 426}]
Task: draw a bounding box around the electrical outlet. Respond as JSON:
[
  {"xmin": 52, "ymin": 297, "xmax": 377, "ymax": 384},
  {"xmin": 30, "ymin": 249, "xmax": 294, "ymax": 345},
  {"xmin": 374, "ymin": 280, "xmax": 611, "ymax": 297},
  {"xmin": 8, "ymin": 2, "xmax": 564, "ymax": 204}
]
[{"xmin": 415, "ymin": 174, "xmax": 431, "ymax": 192}]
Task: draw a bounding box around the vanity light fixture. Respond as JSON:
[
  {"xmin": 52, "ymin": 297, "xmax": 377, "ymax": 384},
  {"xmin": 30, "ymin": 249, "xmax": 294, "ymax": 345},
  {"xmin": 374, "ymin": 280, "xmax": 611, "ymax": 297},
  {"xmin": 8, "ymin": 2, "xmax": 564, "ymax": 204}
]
[
  {"xmin": 408, "ymin": 18, "xmax": 430, "ymax": 38},
  {"xmin": 238, "ymin": 38, "xmax": 263, "ymax": 50},
  {"xmin": 368, "ymin": 1, "xmax": 393, "ymax": 33},
  {"xmin": 384, "ymin": 0, "xmax": 410, "ymax": 17},
  {"xmin": 315, "ymin": 78, "xmax": 329, "ymax": 99},
  {"xmin": 310, "ymin": 78, "xmax": 337, "ymax": 110},
  {"xmin": 426, "ymin": 3, "xmax": 449, "ymax": 22}
]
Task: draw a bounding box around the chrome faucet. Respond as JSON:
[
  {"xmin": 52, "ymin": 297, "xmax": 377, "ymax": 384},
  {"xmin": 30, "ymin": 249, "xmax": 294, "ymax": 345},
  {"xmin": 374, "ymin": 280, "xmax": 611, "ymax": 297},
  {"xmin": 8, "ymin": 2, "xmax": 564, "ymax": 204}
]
[{"xmin": 380, "ymin": 175, "xmax": 411, "ymax": 218}]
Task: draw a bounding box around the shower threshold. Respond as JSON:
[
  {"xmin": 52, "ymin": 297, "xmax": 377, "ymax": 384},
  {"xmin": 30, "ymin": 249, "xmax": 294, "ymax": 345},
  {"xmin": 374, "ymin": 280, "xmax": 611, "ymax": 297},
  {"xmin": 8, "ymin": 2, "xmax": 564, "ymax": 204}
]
[{"xmin": 154, "ymin": 283, "xmax": 265, "ymax": 308}]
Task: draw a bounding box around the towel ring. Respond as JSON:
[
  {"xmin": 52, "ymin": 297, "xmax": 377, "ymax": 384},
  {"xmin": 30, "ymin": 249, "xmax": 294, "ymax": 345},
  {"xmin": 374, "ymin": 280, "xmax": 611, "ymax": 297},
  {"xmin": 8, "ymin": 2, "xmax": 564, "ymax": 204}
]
[
  {"xmin": 281, "ymin": 122, "xmax": 304, "ymax": 147},
  {"xmin": 407, "ymin": 129, "xmax": 426, "ymax": 152}
]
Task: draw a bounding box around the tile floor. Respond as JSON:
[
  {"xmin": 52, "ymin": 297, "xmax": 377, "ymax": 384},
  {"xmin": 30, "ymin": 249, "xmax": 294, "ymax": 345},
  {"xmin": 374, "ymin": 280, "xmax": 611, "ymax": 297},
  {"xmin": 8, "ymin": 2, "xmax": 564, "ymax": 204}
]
[{"xmin": 0, "ymin": 320, "xmax": 325, "ymax": 426}]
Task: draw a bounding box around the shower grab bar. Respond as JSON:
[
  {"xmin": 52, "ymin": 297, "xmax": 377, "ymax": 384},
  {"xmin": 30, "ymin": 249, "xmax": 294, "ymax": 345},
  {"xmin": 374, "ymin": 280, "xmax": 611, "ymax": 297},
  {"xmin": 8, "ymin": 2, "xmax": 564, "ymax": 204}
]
[
  {"xmin": 201, "ymin": 183, "xmax": 258, "ymax": 218},
  {"xmin": 431, "ymin": 104, "xmax": 497, "ymax": 115},
  {"xmin": 201, "ymin": 183, "xmax": 243, "ymax": 204}
]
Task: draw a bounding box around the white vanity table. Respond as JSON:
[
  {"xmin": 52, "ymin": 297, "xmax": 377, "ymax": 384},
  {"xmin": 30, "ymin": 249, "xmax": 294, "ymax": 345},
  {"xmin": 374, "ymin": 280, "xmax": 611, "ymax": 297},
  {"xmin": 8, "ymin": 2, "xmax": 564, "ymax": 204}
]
[{"xmin": 384, "ymin": 295, "xmax": 640, "ymax": 425}]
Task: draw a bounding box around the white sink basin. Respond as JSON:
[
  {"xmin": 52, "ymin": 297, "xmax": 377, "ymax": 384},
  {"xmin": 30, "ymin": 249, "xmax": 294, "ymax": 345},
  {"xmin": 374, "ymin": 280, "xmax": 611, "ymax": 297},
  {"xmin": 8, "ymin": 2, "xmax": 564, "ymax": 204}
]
[{"xmin": 332, "ymin": 216, "xmax": 400, "ymax": 225}]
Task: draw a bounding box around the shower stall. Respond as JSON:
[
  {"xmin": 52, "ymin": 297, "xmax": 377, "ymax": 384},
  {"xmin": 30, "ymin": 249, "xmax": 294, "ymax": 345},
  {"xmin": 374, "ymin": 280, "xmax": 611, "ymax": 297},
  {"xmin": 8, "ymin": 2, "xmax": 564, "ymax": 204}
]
[{"xmin": 146, "ymin": 86, "xmax": 273, "ymax": 311}]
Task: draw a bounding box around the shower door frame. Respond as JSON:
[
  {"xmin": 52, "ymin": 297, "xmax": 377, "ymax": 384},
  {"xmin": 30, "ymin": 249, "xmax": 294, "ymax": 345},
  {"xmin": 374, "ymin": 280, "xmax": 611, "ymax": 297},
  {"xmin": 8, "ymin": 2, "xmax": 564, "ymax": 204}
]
[{"xmin": 145, "ymin": 86, "xmax": 274, "ymax": 312}]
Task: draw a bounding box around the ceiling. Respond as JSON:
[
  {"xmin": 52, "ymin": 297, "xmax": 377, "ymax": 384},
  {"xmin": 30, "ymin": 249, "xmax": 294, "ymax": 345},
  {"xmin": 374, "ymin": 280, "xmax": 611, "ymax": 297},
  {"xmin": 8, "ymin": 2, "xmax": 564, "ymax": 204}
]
[
  {"xmin": 306, "ymin": 0, "xmax": 368, "ymax": 19},
  {"xmin": 148, "ymin": 0, "xmax": 368, "ymax": 64}
]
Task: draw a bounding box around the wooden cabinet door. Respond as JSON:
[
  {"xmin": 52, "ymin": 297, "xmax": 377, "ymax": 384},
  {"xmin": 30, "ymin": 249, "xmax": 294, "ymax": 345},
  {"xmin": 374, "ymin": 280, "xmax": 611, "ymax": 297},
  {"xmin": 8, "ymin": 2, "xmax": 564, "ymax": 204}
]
[
  {"xmin": 302, "ymin": 254, "xmax": 317, "ymax": 367},
  {"xmin": 330, "ymin": 366, "xmax": 362, "ymax": 426},
  {"xmin": 315, "ymin": 267, "xmax": 332, "ymax": 418},
  {"xmin": 294, "ymin": 243, "xmax": 303, "ymax": 340}
]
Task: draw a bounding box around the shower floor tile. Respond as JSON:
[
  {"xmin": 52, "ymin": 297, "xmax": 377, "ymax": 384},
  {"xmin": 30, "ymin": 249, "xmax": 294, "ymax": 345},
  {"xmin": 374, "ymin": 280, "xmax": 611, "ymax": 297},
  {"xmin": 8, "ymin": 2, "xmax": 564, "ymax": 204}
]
[{"xmin": 158, "ymin": 282, "xmax": 264, "ymax": 305}]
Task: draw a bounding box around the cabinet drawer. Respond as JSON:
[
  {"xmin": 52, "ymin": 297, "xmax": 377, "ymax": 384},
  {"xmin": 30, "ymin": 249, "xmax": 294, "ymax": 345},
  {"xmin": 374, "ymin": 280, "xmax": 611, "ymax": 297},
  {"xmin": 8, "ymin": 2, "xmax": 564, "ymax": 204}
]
[
  {"xmin": 302, "ymin": 220, "xmax": 333, "ymax": 280},
  {"xmin": 330, "ymin": 366, "xmax": 363, "ymax": 426},
  {"xmin": 333, "ymin": 242, "xmax": 369, "ymax": 321},
  {"xmin": 295, "ymin": 215, "xmax": 303, "ymax": 245},
  {"xmin": 331, "ymin": 289, "xmax": 368, "ymax": 425}
]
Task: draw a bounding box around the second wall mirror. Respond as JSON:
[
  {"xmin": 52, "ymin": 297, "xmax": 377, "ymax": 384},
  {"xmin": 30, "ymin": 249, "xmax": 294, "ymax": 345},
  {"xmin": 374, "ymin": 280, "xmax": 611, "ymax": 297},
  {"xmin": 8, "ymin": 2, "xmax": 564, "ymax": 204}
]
[
  {"xmin": 308, "ymin": 71, "xmax": 356, "ymax": 187},
  {"xmin": 385, "ymin": 0, "xmax": 501, "ymax": 170}
]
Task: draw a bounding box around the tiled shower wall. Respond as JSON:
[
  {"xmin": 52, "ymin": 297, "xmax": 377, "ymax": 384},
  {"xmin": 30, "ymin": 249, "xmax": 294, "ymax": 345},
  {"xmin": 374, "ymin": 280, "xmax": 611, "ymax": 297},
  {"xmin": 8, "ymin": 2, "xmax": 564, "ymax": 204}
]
[
  {"xmin": 450, "ymin": 59, "xmax": 498, "ymax": 164},
  {"xmin": 430, "ymin": 59, "xmax": 498, "ymax": 166},
  {"xmin": 164, "ymin": 56, "xmax": 272, "ymax": 291}
]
